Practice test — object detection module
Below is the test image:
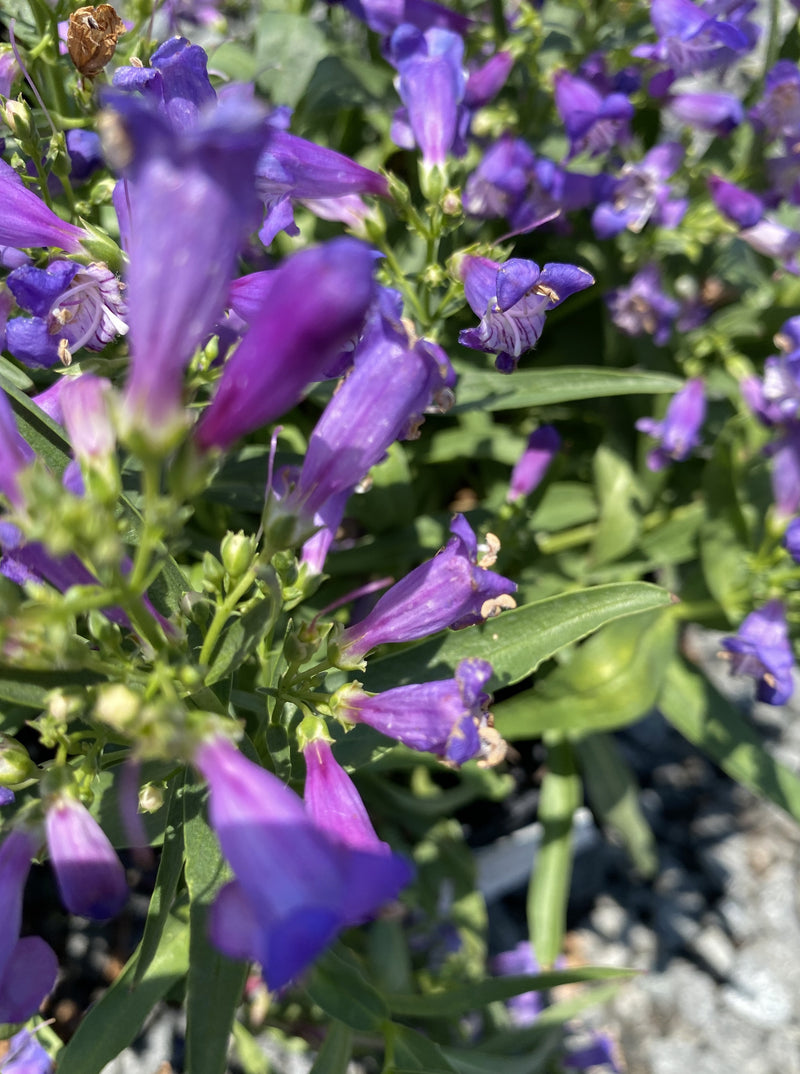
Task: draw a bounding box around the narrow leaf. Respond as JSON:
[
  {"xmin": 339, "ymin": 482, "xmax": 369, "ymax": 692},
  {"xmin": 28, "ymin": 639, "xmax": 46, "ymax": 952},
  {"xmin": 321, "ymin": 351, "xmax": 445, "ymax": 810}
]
[
  {"xmin": 306, "ymin": 944, "xmax": 389, "ymax": 1032},
  {"xmin": 309, "ymin": 1021, "xmax": 354, "ymax": 1074}
]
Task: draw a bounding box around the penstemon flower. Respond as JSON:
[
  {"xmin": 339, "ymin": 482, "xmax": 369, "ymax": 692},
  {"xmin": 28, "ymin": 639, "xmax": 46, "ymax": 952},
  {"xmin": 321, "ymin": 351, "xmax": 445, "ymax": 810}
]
[{"xmin": 722, "ymin": 599, "xmax": 795, "ymax": 705}]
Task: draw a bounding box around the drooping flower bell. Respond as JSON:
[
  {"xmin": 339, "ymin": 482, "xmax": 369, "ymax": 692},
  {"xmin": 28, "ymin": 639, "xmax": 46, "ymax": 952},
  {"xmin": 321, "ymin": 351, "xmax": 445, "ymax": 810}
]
[
  {"xmin": 636, "ymin": 378, "xmax": 706, "ymax": 471},
  {"xmin": 459, "ymin": 255, "xmax": 594, "ymax": 373},
  {"xmin": 332, "ymin": 657, "xmax": 495, "ymax": 764},
  {"xmin": 331, "ymin": 514, "xmax": 516, "ymax": 668},
  {"xmin": 721, "ymin": 599, "xmax": 795, "ymax": 705},
  {"xmin": 44, "ymin": 792, "xmax": 128, "ymax": 919},
  {"xmin": 0, "ymin": 828, "xmax": 59, "ymax": 1025},
  {"xmin": 508, "ymin": 425, "xmax": 561, "ymax": 501},
  {"xmin": 195, "ymin": 735, "xmax": 412, "ymax": 991}
]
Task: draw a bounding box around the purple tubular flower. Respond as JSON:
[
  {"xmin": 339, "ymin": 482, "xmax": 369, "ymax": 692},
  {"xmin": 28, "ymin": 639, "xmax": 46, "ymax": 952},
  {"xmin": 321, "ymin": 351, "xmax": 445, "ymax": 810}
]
[
  {"xmin": 563, "ymin": 1033, "xmax": 621, "ymax": 1072},
  {"xmin": 45, "ymin": 794, "xmax": 128, "ymax": 919},
  {"xmin": 770, "ymin": 423, "xmax": 800, "ymax": 517},
  {"xmin": 268, "ymin": 287, "xmax": 450, "ymax": 540},
  {"xmin": 0, "ymin": 49, "xmax": 21, "ymax": 98},
  {"xmin": 722, "ymin": 599, "xmax": 795, "ymax": 705},
  {"xmin": 66, "ymin": 129, "xmax": 104, "ymax": 183},
  {"xmin": 509, "ymin": 425, "xmax": 561, "ymax": 500},
  {"xmin": 0, "ymin": 788, "xmax": 14, "ymax": 806},
  {"xmin": 6, "ymin": 260, "xmax": 127, "ymax": 367},
  {"xmin": 329, "ymin": 0, "xmax": 471, "ymax": 36},
  {"xmin": 591, "ymin": 142, "xmax": 686, "ymax": 238},
  {"xmin": 607, "ymin": 264, "xmax": 679, "ymax": 346},
  {"xmin": 195, "ymin": 238, "xmax": 376, "ymax": 453},
  {"xmin": 256, "ymin": 129, "xmax": 388, "ymax": 245},
  {"xmin": 0, "ymin": 389, "xmax": 35, "ymax": 507},
  {"xmin": 665, "ymin": 92, "xmax": 743, "ymax": 135},
  {"xmin": 113, "ymin": 36, "xmax": 216, "ymax": 133},
  {"xmin": 553, "ymin": 70, "xmax": 633, "ymax": 159},
  {"xmin": 459, "ymin": 255, "xmax": 594, "ymax": 373},
  {"xmin": 750, "ymin": 61, "xmax": 800, "ymax": 141},
  {"xmin": 0, "ymin": 829, "xmax": 59, "ymax": 1026},
  {"xmin": 636, "ymin": 378, "xmax": 706, "ymax": 471},
  {"xmin": 0, "ymin": 159, "xmax": 87, "ymax": 252},
  {"xmin": 739, "ymin": 218, "xmax": 800, "ymax": 273},
  {"xmin": 103, "ymin": 92, "xmax": 268, "ymax": 449},
  {"xmin": 195, "ymin": 735, "xmax": 412, "ymax": 991},
  {"xmin": 464, "ymin": 51, "xmax": 513, "ymax": 109},
  {"xmin": 707, "ymin": 175, "xmax": 763, "ymax": 228},
  {"xmin": 303, "ymin": 738, "xmax": 393, "ymax": 853},
  {"xmin": 389, "ymin": 25, "xmax": 467, "ymax": 166},
  {"xmin": 333, "ymin": 514, "xmax": 516, "ymax": 667},
  {"xmin": 632, "ymin": 0, "xmax": 752, "ymax": 74},
  {"xmin": 332, "ymin": 658, "xmax": 494, "ymax": 764},
  {"xmin": 783, "ymin": 517, "xmax": 800, "ymax": 563},
  {"xmin": 0, "ymin": 1029, "xmax": 54, "ymax": 1073},
  {"xmin": 492, "ymin": 941, "xmax": 545, "ymax": 1027}
]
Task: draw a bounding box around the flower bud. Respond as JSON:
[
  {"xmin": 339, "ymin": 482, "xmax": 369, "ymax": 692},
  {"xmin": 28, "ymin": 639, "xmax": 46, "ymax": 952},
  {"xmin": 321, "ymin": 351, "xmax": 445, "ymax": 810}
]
[
  {"xmin": 0, "ymin": 735, "xmax": 36, "ymax": 788},
  {"xmin": 220, "ymin": 530, "xmax": 255, "ymax": 580},
  {"xmin": 139, "ymin": 783, "xmax": 165, "ymax": 813},
  {"xmin": 202, "ymin": 551, "xmax": 225, "ymax": 592},
  {"xmin": 94, "ymin": 683, "xmax": 143, "ymax": 733}
]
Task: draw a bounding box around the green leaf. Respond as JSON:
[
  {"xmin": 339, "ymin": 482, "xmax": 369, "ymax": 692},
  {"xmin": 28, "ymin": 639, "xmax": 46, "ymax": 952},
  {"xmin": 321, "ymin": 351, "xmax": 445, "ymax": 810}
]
[
  {"xmin": 0, "ymin": 666, "xmax": 101, "ymax": 708},
  {"xmin": 590, "ymin": 445, "xmax": 640, "ymax": 566},
  {"xmin": 309, "ymin": 1022, "xmax": 354, "ymax": 1074},
  {"xmin": 232, "ymin": 1023, "xmax": 271, "ymax": 1074},
  {"xmin": 441, "ymin": 1036, "xmax": 561, "ymax": 1074},
  {"xmin": 389, "ymin": 1025, "xmax": 457, "ymax": 1074},
  {"xmin": 306, "ymin": 944, "xmax": 389, "ymax": 1032},
  {"xmin": 385, "ymin": 967, "xmax": 633, "ymax": 1017},
  {"xmin": 699, "ymin": 439, "xmax": 752, "ymax": 620},
  {"xmin": 530, "ymin": 482, "xmax": 597, "ymax": 532},
  {"xmin": 574, "ymin": 733, "xmax": 657, "ymax": 877},
  {"xmin": 133, "ymin": 773, "xmax": 187, "ymax": 986},
  {"xmin": 255, "ymin": 12, "xmax": 328, "ymax": 107},
  {"xmin": 183, "ymin": 782, "xmax": 247, "ymax": 1074},
  {"xmin": 55, "ymin": 908, "xmax": 190, "ymax": 1074},
  {"xmin": 365, "ymin": 583, "xmax": 673, "ymax": 692},
  {"xmin": 494, "ymin": 608, "xmax": 678, "ymax": 738},
  {"xmin": 205, "ymin": 596, "xmax": 278, "ymax": 685},
  {"xmin": 528, "ymin": 736, "xmax": 581, "ymax": 968},
  {"xmin": 451, "ymin": 367, "xmax": 683, "ymax": 414},
  {"xmin": 659, "ymin": 657, "xmax": 800, "ymax": 823}
]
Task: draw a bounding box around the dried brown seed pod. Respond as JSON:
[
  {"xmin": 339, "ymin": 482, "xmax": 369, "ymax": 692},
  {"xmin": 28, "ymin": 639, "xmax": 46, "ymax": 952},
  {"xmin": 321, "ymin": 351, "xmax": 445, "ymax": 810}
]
[{"xmin": 67, "ymin": 4, "xmax": 126, "ymax": 78}]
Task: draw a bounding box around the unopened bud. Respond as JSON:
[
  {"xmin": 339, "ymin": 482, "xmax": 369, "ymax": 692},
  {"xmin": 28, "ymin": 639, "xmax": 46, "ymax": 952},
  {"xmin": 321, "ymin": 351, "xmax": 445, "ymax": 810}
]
[
  {"xmin": 138, "ymin": 783, "xmax": 165, "ymax": 813},
  {"xmin": 94, "ymin": 683, "xmax": 143, "ymax": 732},
  {"xmin": 3, "ymin": 98, "xmax": 32, "ymax": 137},
  {"xmin": 0, "ymin": 735, "xmax": 36, "ymax": 788},
  {"xmin": 202, "ymin": 551, "xmax": 225, "ymax": 591},
  {"xmin": 221, "ymin": 530, "xmax": 255, "ymax": 580}
]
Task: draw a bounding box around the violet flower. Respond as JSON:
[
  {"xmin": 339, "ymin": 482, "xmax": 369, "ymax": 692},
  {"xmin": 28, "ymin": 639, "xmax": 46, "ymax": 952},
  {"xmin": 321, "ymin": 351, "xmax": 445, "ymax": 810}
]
[
  {"xmin": 328, "ymin": 0, "xmax": 471, "ymax": 36},
  {"xmin": 112, "ymin": 35, "xmax": 216, "ymax": 134},
  {"xmin": 0, "ymin": 1030, "xmax": 53, "ymax": 1074},
  {"xmin": 738, "ymin": 218, "xmax": 800, "ymax": 274},
  {"xmin": 508, "ymin": 425, "xmax": 561, "ymax": 501},
  {"xmin": 0, "ymin": 159, "xmax": 87, "ymax": 253},
  {"xmin": 553, "ymin": 70, "xmax": 633, "ymax": 159},
  {"xmin": 45, "ymin": 793, "xmax": 128, "ymax": 919},
  {"xmin": 303, "ymin": 738, "xmax": 394, "ymax": 854},
  {"xmin": 783, "ymin": 517, "xmax": 800, "ymax": 563},
  {"xmin": 665, "ymin": 92, "xmax": 743, "ymax": 136},
  {"xmin": 707, "ymin": 175, "xmax": 763, "ymax": 228},
  {"xmin": 750, "ymin": 61, "xmax": 800, "ymax": 142},
  {"xmin": 607, "ymin": 264, "xmax": 679, "ymax": 345},
  {"xmin": 492, "ymin": 941, "xmax": 545, "ymax": 1027},
  {"xmin": 5, "ymin": 260, "xmax": 127, "ymax": 368},
  {"xmin": 195, "ymin": 238, "xmax": 377, "ymax": 454},
  {"xmin": 0, "ymin": 829, "xmax": 59, "ymax": 1026},
  {"xmin": 332, "ymin": 657, "xmax": 494, "ymax": 764},
  {"xmin": 332, "ymin": 514, "xmax": 516, "ymax": 667},
  {"xmin": 722, "ymin": 599, "xmax": 795, "ymax": 704},
  {"xmin": 632, "ymin": 0, "xmax": 752, "ymax": 74},
  {"xmin": 636, "ymin": 378, "xmax": 706, "ymax": 471},
  {"xmin": 769, "ymin": 422, "xmax": 800, "ymax": 517},
  {"xmin": 195, "ymin": 735, "xmax": 412, "ymax": 990},
  {"xmin": 592, "ymin": 143, "xmax": 687, "ymax": 238},
  {"xmin": 266, "ymin": 286, "xmax": 451, "ymax": 544},
  {"xmin": 0, "ymin": 788, "xmax": 14, "ymax": 806},
  {"xmin": 563, "ymin": 1033, "xmax": 621, "ymax": 1072},
  {"xmin": 389, "ymin": 24, "xmax": 467, "ymax": 167},
  {"xmin": 256, "ymin": 129, "xmax": 389, "ymax": 246},
  {"xmin": 101, "ymin": 90, "xmax": 267, "ymax": 449},
  {"xmin": 459, "ymin": 255, "xmax": 594, "ymax": 373}
]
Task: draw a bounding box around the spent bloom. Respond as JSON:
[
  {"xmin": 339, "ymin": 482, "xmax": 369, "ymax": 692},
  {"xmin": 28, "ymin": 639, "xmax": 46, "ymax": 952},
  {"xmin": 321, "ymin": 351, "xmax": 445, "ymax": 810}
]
[
  {"xmin": 45, "ymin": 793, "xmax": 128, "ymax": 919},
  {"xmin": 332, "ymin": 514, "xmax": 516, "ymax": 667},
  {"xmin": 636, "ymin": 378, "xmax": 706, "ymax": 471},
  {"xmin": 459, "ymin": 255, "xmax": 594, "ymax": 373},
  {"xmin": 195, "ymin": 735, "xmax": 412, "ymax": 991},
  {"xmin": 332, "ymin": 658, "xmax": 495, "ymax": 764},
  {"xmin": 721, "ymin": 599, "xmax": 795, "ymax": 705}
]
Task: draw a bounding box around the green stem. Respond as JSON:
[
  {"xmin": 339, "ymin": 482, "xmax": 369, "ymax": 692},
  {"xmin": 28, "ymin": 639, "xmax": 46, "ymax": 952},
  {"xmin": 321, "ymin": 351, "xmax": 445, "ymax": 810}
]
[{"xmin": 198, "ymin": 565, "xmax": 259, "ymax": 668}]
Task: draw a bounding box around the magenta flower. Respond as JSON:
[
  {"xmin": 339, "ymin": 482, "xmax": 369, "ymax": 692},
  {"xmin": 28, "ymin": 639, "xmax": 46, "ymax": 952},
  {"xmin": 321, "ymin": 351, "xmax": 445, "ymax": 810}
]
[
  {"xmin": 459, "ymin": 255, "xmax": 594, "ymax": 373},
  {"xmin": 636, "ymin": 378, "xmax": 706, "ymax": 471},
  {"xmin": 509, "ymin": 425, "xmax": 561, "ymax": 500},
  {"xmin": 195, "ymin": 735, "xmax": 411, "ymax": 990},
  {"xmin": 0, "ymin": 829, "xmax": 59, "ymax": 1025},
  {"xmin": 332, "ymin": 514, "xmax": 516, "ymax": 667},
  {"xmin": 722, "ymin": 599, "xmax": 795, "ymax": 705},
  {"xmin": 45, "ymin": 794, "xmax": 128, "ymax": 919},
  {"xmin": 332, "ymin": 658, "xmax": 494, "ymax": 764}
]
